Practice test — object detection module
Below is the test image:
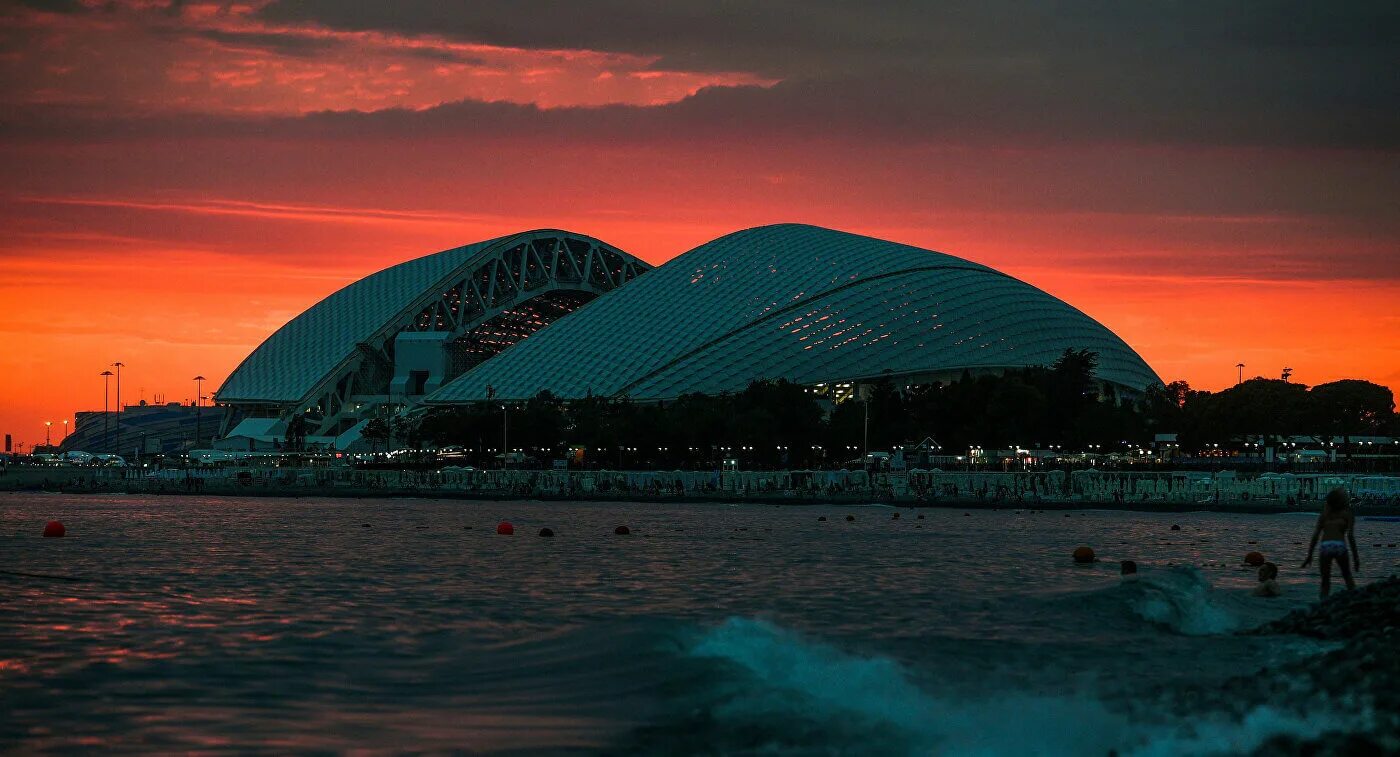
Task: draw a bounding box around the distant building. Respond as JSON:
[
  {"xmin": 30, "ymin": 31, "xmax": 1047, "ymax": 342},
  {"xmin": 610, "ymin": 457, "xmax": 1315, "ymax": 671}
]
[
  {"xmin": 60, "ymin": 401, "xmax": 212, "ymax": 456},
  {"xmin": 215, "ymin": 230, "xmax": 648, "ymax": 451},
  {"xmin": 218, "ymin": 224, "xmax": 1162, "ymax": 451}
]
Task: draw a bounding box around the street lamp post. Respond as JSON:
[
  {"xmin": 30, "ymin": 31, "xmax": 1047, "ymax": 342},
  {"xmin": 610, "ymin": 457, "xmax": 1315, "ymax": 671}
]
[
  {"xmin": 112, "ymin": 362, "xmax": 124, "ymax": 459},
  {"xmin": 100, "ymin": 369, "xmax": 114, "ymax": 452},
  {"xmin": 63, "ymin": 419, "xmax": 68, "ymax": 441},
  {"xmin": 501, "ymin": 403, "xmax": 509, "ymax": 469},
  {"xmin": 863, "ymin": 395, "xmax": 869, "ymax": 456},
  {"xmin": 45, "ymin": 421, "xmax": 52, "ymax": 448},
  {"xmin": 193, "ymin": 375, "xmax": 206, "ymax": 448}
]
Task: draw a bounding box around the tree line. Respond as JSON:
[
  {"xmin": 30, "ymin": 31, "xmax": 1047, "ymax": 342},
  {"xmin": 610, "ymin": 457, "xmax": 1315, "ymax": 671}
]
[{"xmin": 364, "ymin": 350, "xmax": 1396, "ymax": 467}]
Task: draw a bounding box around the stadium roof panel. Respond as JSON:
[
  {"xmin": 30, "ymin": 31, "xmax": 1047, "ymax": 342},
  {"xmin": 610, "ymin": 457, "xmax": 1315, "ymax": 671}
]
[
  {"xmin": 217, "ymin": 230, "xmax": 647, "ymax": 404},
  {"xmin": 425, "ymin": 224, "xmax": 1161, "ymax": 402}
]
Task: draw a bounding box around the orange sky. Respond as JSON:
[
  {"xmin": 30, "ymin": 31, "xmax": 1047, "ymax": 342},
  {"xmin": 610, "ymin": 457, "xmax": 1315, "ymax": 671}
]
[{"xmin": 1, "ymin": 1, "xmax": 1397, "ymax": 448}]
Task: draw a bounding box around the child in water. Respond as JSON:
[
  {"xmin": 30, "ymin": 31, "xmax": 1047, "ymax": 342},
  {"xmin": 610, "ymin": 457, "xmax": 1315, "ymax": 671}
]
[
  {"xmin": 1253, "ymin": 562, "xmax": 1281, "ymax": 597},
  {"xmin": 1300, "ymin": 488, "xmax": 1360, "ymax": 598}
]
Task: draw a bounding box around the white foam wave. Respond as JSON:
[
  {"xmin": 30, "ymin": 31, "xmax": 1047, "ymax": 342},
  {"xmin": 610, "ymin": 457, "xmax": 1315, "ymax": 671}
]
[
  {"xmin": 683, "ymin": 617, "xmax": 1360, "ymax": 756},
  {"xmin": 1126, "ymin": 567, "xmax": 1246, "ymax": 635}
]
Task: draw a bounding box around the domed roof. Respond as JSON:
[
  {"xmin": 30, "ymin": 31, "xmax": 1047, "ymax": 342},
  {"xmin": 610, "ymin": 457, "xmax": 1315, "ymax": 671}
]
[
  {"xmin": 218, "ymin": 230, "xmax": 647, "ymax": 404},
  {"xmin": 426, "ymin": 224, "xmax": 1162, "ymax": 402}
]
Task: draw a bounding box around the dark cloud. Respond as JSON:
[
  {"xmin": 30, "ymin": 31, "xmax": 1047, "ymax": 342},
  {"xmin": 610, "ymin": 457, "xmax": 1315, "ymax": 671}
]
[
  {"xmin": 7, "ymin": 64, "xmax": 1395, "ymax": 155},
  {"xmin": 187, "ymin": 29, "xmax": 484, "ymax": 64},
  {"xmin": 191, "ymin": 29, "xmax": 343, "ymax": 58},
  {"xmin": 251, "ymin": 0, "xmax": 1400, "ymax": 150},
  {"xmin": 7, "ymin": 0, "xmax": 86, "ymax": 12}
]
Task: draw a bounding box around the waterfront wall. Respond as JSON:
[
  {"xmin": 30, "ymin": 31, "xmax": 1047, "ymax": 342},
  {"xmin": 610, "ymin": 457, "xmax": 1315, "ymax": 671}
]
[{"xmin": 6, "ymin": 465, "xmax": 1398, "ymax": 508}]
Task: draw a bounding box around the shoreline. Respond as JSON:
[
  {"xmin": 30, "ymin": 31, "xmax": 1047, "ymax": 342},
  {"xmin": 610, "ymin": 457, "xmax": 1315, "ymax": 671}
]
[
  {"xmin": 6, "ymin": 465, "xmax": 1398, "ymax": 515},
  {"xmin": 7, "ymin": 481, "xmax": 1400, "ymax": 515}
]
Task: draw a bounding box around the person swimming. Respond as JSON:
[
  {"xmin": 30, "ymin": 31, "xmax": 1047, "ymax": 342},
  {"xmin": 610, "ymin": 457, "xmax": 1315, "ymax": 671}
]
[
  {"xmin": 1253, "ymin": 561, "xmax": 1281, "ymax": 597},
  {"xmin": 1300, "ymin": 488, "xmax": 1360, "ymax": 598}
]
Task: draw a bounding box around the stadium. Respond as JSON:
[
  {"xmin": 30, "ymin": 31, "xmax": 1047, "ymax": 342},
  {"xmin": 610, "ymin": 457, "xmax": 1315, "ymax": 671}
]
[{"xmin": 216, "ymin": 224, "xmax": 1161, "ymax": 450}]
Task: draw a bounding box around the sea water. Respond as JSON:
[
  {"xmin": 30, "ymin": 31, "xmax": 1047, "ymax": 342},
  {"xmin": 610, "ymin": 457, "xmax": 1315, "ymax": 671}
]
[{"xmin": 3, "ymin": 494, "xmax": 1397, "ymax": 754}]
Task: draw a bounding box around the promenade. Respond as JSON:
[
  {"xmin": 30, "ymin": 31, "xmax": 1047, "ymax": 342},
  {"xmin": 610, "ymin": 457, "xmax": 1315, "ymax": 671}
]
[{"xmin": 5, "ymin": 465, "xmax": 1399, "ymax": 514}]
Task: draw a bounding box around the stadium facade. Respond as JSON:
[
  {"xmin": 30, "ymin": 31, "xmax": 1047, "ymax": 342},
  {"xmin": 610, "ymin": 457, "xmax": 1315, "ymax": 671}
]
[
  {"xmin": 217, "ymin": 224, "xmax": 1161, "ymax": 450},
  {"xmin": 215, "ymin": 230, "xmax": 649, "ymax": 450}
]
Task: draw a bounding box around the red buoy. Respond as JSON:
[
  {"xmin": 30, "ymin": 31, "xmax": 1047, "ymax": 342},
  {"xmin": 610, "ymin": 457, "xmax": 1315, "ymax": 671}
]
[
  {"xmin": 43, "ymin": 521, "xmax": 65, "ymax": 538},
  {"xmin": 1244, "ymin": 551, "xmax": 1265, "ymax": 567},
  {"xmin": 1073, "ymin": 546, "xmax": 1095, "ymax": 564},
  {"xmin": 614, "ymin": 525, "xmax": 630, "ymax": 535},
  {"xmin": 496, "ymin": 521, "xmax": 514, "ymax": 536}
]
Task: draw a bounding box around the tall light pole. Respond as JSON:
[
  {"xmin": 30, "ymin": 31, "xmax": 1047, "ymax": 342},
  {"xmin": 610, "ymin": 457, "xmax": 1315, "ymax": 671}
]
[
  {"xmin": 62, "ymin": 419, "xmax": 68, "ymax": 441},
  {"xmin": 501, "ymin": 403, "xmax": 509, "ymax": 469},
  {"xmin": 1236, "ymin": 363, "xmax": 1244, "ymax": 385},
  {"xmin": 193, "ymin": 375, "xmax": 205, "ymax": 448},
  {"xmin": 100, "ymin": 369, "xmax": 114, "ymax": 452},
  {"xmin": 45, "ymin": 421, "xmax": 52, "ymax": 448},
  {"xmin": 112, "ymin": 362, "xmax": 124, "ymax": 459},
  {"xmin": 863, "ymin": 394, "xmax": 869, "ymax": 455}
]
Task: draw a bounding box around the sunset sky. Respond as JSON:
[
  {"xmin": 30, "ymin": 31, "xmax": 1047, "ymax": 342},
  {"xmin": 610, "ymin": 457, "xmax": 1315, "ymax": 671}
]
[{"xmin": 2, "ymin": 0, "xmax": 1397, "ymax": 448}]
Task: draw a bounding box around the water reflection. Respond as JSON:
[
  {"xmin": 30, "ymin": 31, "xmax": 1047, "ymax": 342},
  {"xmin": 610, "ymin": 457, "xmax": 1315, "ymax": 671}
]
[{"xmin": 2, "ymin": 494, "xmax": 1396, "ymax": 752}]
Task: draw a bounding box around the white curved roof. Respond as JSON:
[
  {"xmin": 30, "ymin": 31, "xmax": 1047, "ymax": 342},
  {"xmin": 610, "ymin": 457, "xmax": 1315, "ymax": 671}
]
[
  {"xmin": 218, "ymin": 230, "xmax": 646, "ymax": 403},
  {"xmin": 426, "ymin": 224, "xmax": 1161, "ymax": 402}
]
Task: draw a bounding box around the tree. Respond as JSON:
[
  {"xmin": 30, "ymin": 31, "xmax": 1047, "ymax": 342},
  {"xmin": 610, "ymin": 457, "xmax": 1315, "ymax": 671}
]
[
  {"xmin": 362, "ymin": 418, "xmax": 390, "ymax": 453},
  {"xmin": 1140, "ymin": 380, "xmax": 1194, "ymax": 433},
  {"xmin": 1307, "ymin": 380, "xmax": 1396, "ymax": 444},
  {"xmin": 1047, "ymin": 349, "xmax": 1101, "ymax": 448},
  {"xmin": 985, "ymin": 378, "xmax": 1047, "ymax": 447},
  {"xmin": 391, "ymin": 414, "xmax": 421, "ymax": 450},
  {"xmin": 1196, "ymin": 378, "xmax": 1309, "ymax": 445}
]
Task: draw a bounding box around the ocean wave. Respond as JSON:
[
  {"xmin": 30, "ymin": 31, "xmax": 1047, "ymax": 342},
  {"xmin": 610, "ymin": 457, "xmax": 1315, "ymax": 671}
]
[
  {"xmin": 1028, "ymin": 565, "xmax": 1279, "ymax": 638},
  {"xmin": 1123, "ymin": 566, "xmax": 1251, "ymax": 635},
  {"xmin": 618, "ymin": 616, "xmax": 1355, "ymax": 756}
]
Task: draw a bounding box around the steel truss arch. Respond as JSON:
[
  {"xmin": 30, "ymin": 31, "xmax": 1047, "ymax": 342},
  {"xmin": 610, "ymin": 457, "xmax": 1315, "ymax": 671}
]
[{"xmin": 217, "ymin": 230, "xmax": 648, "ymax": 445}]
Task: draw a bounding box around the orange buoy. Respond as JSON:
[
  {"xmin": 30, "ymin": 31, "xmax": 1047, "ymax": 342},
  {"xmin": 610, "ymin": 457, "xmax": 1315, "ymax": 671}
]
[
  {"xmin": 538, "ymin": 527, "xmax": 554, "ymax": 537},
  {"xmin": 1073, "ymin": 546, "xmax": 1095, "ymax": 564},
  {"xmin": 43, "ymin": 521, "xmax": 65, "ymax": 538},
  {"xmin": 1244, "ymin": 551, "xmax": 1265, "ymax": 566},
  {"xmin": 614, "ymin": 525, "xmax": 630, "ymax": 535},
  {"xmin": 496, "ymin": 521, "xmax": 514, "ymax": 536}
]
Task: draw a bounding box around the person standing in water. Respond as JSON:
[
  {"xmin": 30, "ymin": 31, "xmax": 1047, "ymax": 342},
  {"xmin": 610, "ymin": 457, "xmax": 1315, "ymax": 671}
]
[{"xmin": 1300, "ymin": 488, "xmax": 1360, "ymax": 598}]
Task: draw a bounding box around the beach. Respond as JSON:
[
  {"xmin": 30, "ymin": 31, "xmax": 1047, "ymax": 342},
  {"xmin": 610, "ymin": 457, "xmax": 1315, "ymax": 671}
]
[{"xmin": 4, "ymin": 492, "xmax": 1398, "ymax": 754}]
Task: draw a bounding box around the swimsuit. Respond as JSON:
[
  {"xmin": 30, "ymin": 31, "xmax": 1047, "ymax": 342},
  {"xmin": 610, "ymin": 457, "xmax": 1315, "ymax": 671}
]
[{"xmin": 1319, "ymin": 540, "xmax": 1348, "ymax": 558}]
